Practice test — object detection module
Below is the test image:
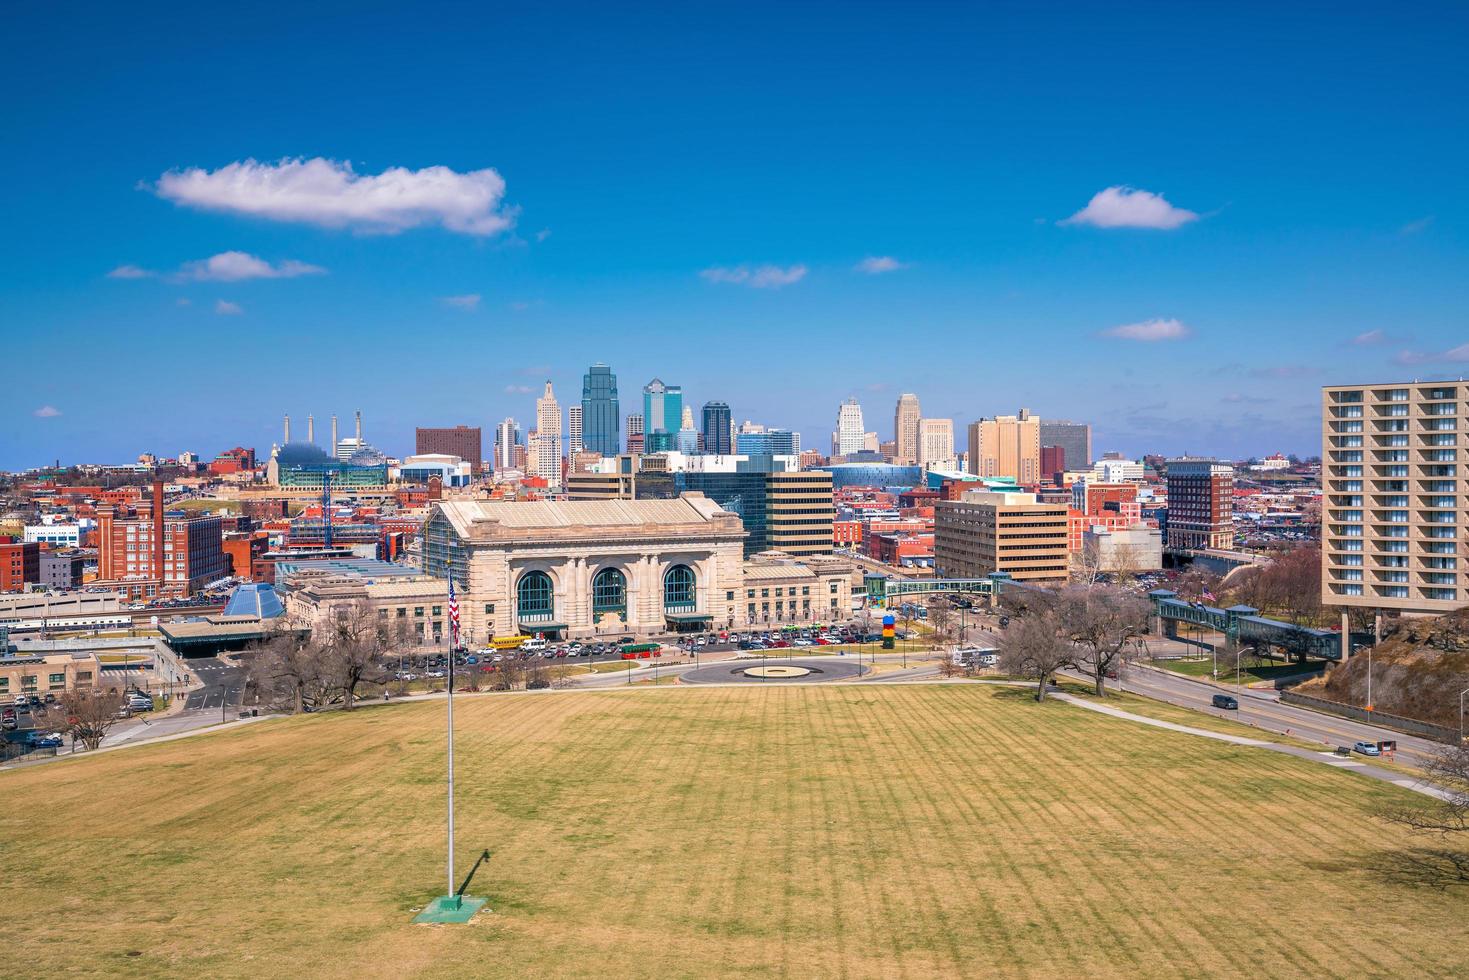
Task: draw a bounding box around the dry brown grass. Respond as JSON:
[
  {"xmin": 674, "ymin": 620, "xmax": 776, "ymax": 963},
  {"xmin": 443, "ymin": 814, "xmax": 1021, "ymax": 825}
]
[{"xmin": 2, "ymin": 685, "xmax": 1465, "ymax": 978}]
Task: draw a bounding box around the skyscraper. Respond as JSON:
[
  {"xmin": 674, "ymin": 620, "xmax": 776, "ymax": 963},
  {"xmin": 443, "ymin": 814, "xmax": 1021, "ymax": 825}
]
[
  {"xmin": 918, "ymin": 418, "xmax": 955, "ymax": 468},
  {"xmin": 967, "ymin": 409, "xmax": 1041, "ymax": 483},
  {"xmin": 832, "ymin": 398, "xmax": 866, "ymax": 457},
  {"xmin": 532, "ymin": 381, "xmax": 563, "ymax": 489},
  {"xmin": 1039, "ymin": 419, "xmax": 1093, "ymax": 470},
  {"xmin": 417, "ymin": 425, "xmax": 481, "ymax": 469},
  {"xmin": 568, "ymin": 406, "xmax": 584, "ymax": 455},
  {"xmin": 894, "ymin": 393, "xmax": 921, "ymax": 465},
  {"xmin": 581, "ymin": 363, "xmax": 620, "ymax": 456},
  {"xmin": 676, "ymin": 405, "xmax": 700, "ymax": 454},
  {"xmin": 642, "ymin": 378, "xmax": 683, "ymax": 444},
  {"xmin": 701, "ymin": 401, "xmax": 732, "ymax": 455},
  {"xmin": 494, "ymin": 418, "xmax": 519, "ymax": 470},
  {"xmin": 625, "ymin": 412, "xmax": 644, "ymax": 455}
]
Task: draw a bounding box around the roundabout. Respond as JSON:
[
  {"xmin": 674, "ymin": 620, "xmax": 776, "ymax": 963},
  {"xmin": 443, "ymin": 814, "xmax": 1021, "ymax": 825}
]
[{"xmin": 679, "ymin": 657, "xmax": 868, "ymax": 684}]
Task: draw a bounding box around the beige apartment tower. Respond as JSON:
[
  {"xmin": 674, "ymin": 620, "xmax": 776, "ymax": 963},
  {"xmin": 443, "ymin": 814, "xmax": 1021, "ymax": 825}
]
[
  {"xmin": 967, "ymin": 409, "xmax": 1041, "ymax": 484},
  {"xmin": 1322, "ymin": 382, "xmax": 1467, "ymax": 635}
]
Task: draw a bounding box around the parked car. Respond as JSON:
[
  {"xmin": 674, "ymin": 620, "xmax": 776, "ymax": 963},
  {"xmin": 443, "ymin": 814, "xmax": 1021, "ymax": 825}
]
[
  {"xmin": 1, "ymin": 708, "xmax": 16, "ymax": 731},
  {"xmin": 1353, "ymin": 741, "xmax": 1382, "ymax": 757},
  {"xmin": 1211, "ymin": 694, "xmax": 1239, "ymax": 710}
]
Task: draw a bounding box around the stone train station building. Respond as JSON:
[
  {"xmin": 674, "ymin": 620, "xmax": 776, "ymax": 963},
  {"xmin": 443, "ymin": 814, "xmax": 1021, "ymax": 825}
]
[{"xmin": 422, "ymin": 494, "xmax": 853, "ymax": 645}]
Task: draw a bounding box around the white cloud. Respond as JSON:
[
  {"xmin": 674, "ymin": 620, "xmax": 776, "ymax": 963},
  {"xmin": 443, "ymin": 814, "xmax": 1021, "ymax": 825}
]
[
  {"xmin": 700, "ymin": 263, "xmax": 807, "ymax": 289},
  {"xmin": 1061, "ymin": 186, "xmax": 1199, "ymax": 229},
  {"xmin": 855, "ymin": 256, "xmax": 908, "ymax": 274},
  {"xmin": 1101, "ymin": 317, "xmax": 1192, "ymax": 341},
  {"xmin": 176, "ymin": 297, "xmax": 192, "ymax": 307},
  {"xmin": 33, "ymin": 405, "xmax": 61, "ymax": 418},
  {"xmin": 153, "ymin": 157, "xmax": 515, "ymax": 236},
  {"xmin": 535, "ymin": 228, "xmax": 551, "ymax": 242},
  {"xmin": 1396, "ymin": 343, "xmax": 1469, "ymax": 365},
  {"xmin": 108, "ymin": 264, "xmax": 154, "ymax": 279},
  {"xmin": 1400, "ymin": 215, "xmax": 1434, "ymax": 236},
  {"xmin": 178, "ymin": 251, "xmax": 326, "ymax": 281},
  {"xmin": 442, "ymin": 293, "xmax": 481, "ymax": 311},
  {"xmin": 504, "ymin": 384, "xmax": 534, "ymax": 395},
  {"xmin": 215, "ymin": 300, "xmax": 244, "ymax": 316}
]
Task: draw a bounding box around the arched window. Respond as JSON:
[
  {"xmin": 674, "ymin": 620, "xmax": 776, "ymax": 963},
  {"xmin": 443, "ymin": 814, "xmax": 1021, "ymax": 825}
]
[
  {"xmin": 517, "ymin": 571, "xmax": 554, "ymax": 622},
  {"xmin": 663, "ymin": 564, "xmax": 696, "ymax": 611},
  {"xmin": 592, "ymin": 567, "xmax": 627, "ymax": 615}
]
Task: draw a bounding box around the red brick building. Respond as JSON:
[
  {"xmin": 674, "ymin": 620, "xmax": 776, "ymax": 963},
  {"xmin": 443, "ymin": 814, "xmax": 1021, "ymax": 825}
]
[
  {"xmin": 0, "ymin": 538, "xmax": 40, "ymax": 592},
  {"xmin": 94, "ymin": 481, "xmax": 229, "ymax": 599}
]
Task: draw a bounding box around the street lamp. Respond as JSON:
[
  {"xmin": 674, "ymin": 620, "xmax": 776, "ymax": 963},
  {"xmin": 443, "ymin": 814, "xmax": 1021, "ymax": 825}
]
[{"xmin": 1459, "ymin": 687, "xmax": 1469, "ymax": 743}]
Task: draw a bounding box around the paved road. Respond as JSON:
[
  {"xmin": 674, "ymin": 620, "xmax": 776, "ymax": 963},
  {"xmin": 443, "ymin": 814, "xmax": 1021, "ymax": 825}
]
[
  {"xmin": 1099, "ymin": 663, "xmax": 1444, "ymax": 766},
  {"xmin": 185, "ymin": 658, "xmax": 245, "ymax": 714}
]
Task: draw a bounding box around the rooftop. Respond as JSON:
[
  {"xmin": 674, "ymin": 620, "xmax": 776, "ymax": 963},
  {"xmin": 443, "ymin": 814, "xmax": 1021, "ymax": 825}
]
[{"xmin": 432, "ymin": 494, "xmax": 738, "ymax": 537}]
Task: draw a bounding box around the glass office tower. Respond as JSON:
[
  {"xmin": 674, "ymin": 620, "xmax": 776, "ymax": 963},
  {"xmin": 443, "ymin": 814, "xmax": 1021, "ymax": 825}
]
[
  {"xmin": 701, "ymin": 401, "xmax": 732, "ymax": 455},
  {"xmin": 581, "ymin": 363, "xmax": 620, "ymax": 456}
]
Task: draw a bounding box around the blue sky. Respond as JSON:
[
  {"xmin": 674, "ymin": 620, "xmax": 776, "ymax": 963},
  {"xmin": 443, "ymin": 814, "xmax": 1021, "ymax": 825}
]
[{"xmin": 3, "ymin": 1, "xmax": 1467, "ymax": 469}]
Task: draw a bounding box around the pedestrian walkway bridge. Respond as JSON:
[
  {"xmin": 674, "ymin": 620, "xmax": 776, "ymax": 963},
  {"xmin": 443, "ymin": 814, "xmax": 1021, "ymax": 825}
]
[
  {"xmin": 1148, "ymin": 589, "xmax": 1342, "ymax": 660},
  {"xmin": 863, "ymin": 573, "xmax": 1012, "ymax": 607}
]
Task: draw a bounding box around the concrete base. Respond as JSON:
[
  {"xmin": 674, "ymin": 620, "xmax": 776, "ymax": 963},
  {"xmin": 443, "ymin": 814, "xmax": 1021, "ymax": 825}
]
[{"xmin": 414, "ymin": 894, "xmax": 488, "ymax": 924}]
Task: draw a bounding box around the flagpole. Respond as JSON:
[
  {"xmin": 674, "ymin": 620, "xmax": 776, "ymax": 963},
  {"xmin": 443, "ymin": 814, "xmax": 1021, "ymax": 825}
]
[{"xmin": 447, "ymin": 569, "xmax": 457, "ymax": 904}]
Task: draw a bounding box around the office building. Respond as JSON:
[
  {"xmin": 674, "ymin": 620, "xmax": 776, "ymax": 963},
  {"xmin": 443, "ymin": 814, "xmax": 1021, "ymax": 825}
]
[
  {"xmin": 832, "ymin": 398, "xmax": 866, "ymax": 457},
  {"xmin": 934, "ymin": 489, "xmax": 1070, "ymax": 582},
  {"xmin": 1093, "ymin": 458, "xmax": 1145, "ymax": 483},
  {"xmin": 1040, "ymin": 445, "xmax": 1065, "ymax": 479},
  {"xmin": 493, "ymin": 418, "xmax": 520, "ymax": 471},
  {"xmin": 680, "ymin": 468, "xmax": 834, "ymax": 558},
  {"xmin": 676, "ymin": 406, "xmax": 701, "ymax": 454},
  {"xmin": 894, "ymin": 393, "xmax": 922, "ymax": 465},
  {"xmin": 1164, "ymin": 458, "xmax": 1234, "ymax": 550},
  {"xmin": 94, "ymin": 481, "xmax": 229, "ymax": 599},
  {"xmin": 39, "ymin": 550, "xmax": 87, "ymax": 589},
  {"xmin": 531, "ymin": 381, "xmax": 564, "ymax": 489},
  {"xmin": 642, "ymin": 379, "xmax": 683, "ymax": 447},
  {"xmin": 23, "ymin": 519, "xmax": 93, "ymax": 549},
  {"xmin": 1039, "ymin": 419, "xmax": 1092, "ymax": 469},
  {"xmin": 918, "ymin": 418, "xmax": 955, "ymax": 468},
  {"xmin": 967, "ymin": 409, "xmax": 1041, "ymax": 484},
  {"xmin": 702, "ymin": 401, "xmax": 732, "ymax": 455},
  {"xmin": 736, "ymin": 429, "xmax": 799, "ymax": 456},
  {"xmin": 416, "ymin": 425, "xmax": 482, "ymax": 471},
  {"xmin": 0, "ymin": 539, "xmax": 40, "ymax": 592},
  {"xmin": 1322, "ymin": 381, "xmax": 1468, "ymax": 618},
  {"xmin": 580, "ymin": 363, "xmax": 620, "ymax": 457},
  {"xmin": 568, "ymin": 406, "xmax": 584, "ymax": 455}
]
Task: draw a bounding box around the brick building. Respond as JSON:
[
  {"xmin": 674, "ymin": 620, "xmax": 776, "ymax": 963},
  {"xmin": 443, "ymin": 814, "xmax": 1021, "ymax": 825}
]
[
  {"xmin": 416, "ymin": 426, "xmax": 483, "ymax": 472},
  {"xmin": 0, "ymin": 538, "xmax": 40, "ymax": 592},
  {"xmin": 1164, "ymin": 459, "xmax": 1235, "ymax": 550},
  {"xmin": 94, "ymin": 481, "xmax": 229, "ymax": 599}
]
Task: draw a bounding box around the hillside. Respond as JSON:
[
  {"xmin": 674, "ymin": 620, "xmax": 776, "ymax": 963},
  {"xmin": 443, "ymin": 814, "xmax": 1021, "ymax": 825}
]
[
  {"xmin": 1313, "ymin": 610, "xmax": 1469, "ymax": 728},
  {"xmin": 1, "ymin": 685, "xmax": 1465, "ymax": 978}
]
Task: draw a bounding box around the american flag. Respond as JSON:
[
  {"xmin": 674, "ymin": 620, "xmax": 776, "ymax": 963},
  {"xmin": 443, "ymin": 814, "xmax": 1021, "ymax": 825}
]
[
  {"xmin": 448, "ymin": 573, "xmax": 461, "ymax": 649},
  {"xmin": 1201, "ymin": 588, "xmax": 1216, "ymax": 603}
]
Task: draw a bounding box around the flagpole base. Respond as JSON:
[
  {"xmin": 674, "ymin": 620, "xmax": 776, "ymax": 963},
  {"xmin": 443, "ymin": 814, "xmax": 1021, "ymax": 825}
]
[{"xmin": 414, "ymin": 894, "xmax": 488, "ymax": 923}]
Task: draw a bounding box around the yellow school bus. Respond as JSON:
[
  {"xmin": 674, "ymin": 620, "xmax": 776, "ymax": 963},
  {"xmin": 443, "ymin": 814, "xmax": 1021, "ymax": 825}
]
[{"xmin": 489, "ymin": 634, "xmax": 531, "ymax": 650}]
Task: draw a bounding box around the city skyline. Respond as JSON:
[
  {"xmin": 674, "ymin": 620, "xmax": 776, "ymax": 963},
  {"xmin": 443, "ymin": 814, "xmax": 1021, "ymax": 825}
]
[{"xmin": 6, "ymin": 4, "xmax": 1469, "ymax": 468}]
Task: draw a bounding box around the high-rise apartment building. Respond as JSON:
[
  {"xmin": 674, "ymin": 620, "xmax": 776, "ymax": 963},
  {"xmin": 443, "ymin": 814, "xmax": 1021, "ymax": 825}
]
[
  {"xmin": 532, "ymin": 382, "xmax": 563, "ymax": 489},
  {"xmin": 894, "ymin": 393, "xmax": 922, "ymax": 465},
  {"xmin": 934, "ymin": 489, "xmax": 1070, "ymax": 582},
  {"xmin": 494, "ymin": 418, "xmax": 519, "ymax": 471},
  {"xmin": 1164, "ymin": 458, "xmax": 1234, "ymax": 550},
  {"xmin": 1039, "ymin": 419, "xmax": 1092, "ymax": 470},
  {"xmin": 832, "ymin": 398, "xmax": 866, "ymax": 457},
  {"xmin": 416, "ymin": 425, "xmax": 482, "ymax": 469},
  {"xmin": 968, "ymin": 409, "xmax": 1041, "ymax": 483},
  {"xmin": 918, "ymin": 417, "xmax": 954, "ymax": 468},
  {"xmin": 568, "ymin": 406, "xmax": 584, "ymax": 455},
  {"xmin": 581, "ymin": 363, "xmax": 620, "ymax": 456},
  {"xmin": 642, "ymin": 379, "xmax": 683, "ymax": 444},
  {"xmin": 702, "ymin": 401, "xmax": 732, "ymax": 455},
  {"xmin": 1322, "ymin": 381, "xmax": 1467, "ymax": 622}
]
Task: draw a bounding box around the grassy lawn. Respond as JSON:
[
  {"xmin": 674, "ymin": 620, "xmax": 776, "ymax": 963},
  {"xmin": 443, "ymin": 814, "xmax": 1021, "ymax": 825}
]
[
  {"xmin": 2, "ymin": 686, "xmax": 1464, "ymax": 978},
  {"xmin": 1160, "ymin": 658, "xmax": 1328, "ymax": 685},
  {"xmin": 584, "ymin": 659, "xmax": 640, "ymax": 673}
]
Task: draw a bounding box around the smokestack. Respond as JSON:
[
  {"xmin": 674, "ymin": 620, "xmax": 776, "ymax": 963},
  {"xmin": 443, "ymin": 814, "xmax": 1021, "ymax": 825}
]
[
  {"xmin": 355, "ymin": 409, "xmax": 362, "ymax": 443},
  {"xmin": 284, "ymin": 414, "xmax": 291, "ymax": 444},
  {"xmin": 308, "ymin": 414, "xmax": 315, "ymax": 444},
  {"xmin": 331, "ymin": 415, "xmax": 339, "ymax": 454},
  {"xmin": 152, "ymin": 479, "xmax": 165, "ymax": 587}
]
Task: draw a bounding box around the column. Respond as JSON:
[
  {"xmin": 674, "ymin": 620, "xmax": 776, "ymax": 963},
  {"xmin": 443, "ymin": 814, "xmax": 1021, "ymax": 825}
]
[{"xmin": 1340, "ymin": 609, "xmax": 1350, "ymax": 663}]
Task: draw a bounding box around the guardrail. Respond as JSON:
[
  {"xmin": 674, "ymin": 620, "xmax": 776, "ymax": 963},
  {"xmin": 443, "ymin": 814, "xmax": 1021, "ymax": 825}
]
[{"xmin": 1279, "ymin": 691, "xmax": 1460, "ymax": 744}]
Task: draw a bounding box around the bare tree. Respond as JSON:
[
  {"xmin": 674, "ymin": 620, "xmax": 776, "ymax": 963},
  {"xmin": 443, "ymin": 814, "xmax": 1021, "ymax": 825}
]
[
  {"xmin": 320, "ymin": 601, "xmax": 392, "ymax": 710},
  {"xmin": 58, "ymin": 689, "xmax": 125, "ymax": 751},
  {"xmin": 1380, "ymin": 743, "xmax": 1469, "ymax": 883},
  {"xmin": 1055, "ymin": 585, "xmax": 1153, "ymax": 697},
  {"xmin": 998, "ymin": 609, "xmax": 1079, "ymax": 703}
]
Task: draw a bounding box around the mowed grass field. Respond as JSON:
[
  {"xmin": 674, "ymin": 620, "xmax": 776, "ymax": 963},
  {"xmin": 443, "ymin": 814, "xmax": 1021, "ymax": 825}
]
[{"xmin": 3, "ymin": 685, "xmax": 1465, "ymax": 979}]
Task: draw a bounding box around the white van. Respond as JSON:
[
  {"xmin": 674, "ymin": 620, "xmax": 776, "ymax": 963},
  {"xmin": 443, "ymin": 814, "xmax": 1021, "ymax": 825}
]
[
  {"xmin": 521, "ymin": 637, "xmax": 547, "ymax": 653},
  {"xmin": 952, "ymin": 646, "xmax": 999, "ymax": 668}
]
